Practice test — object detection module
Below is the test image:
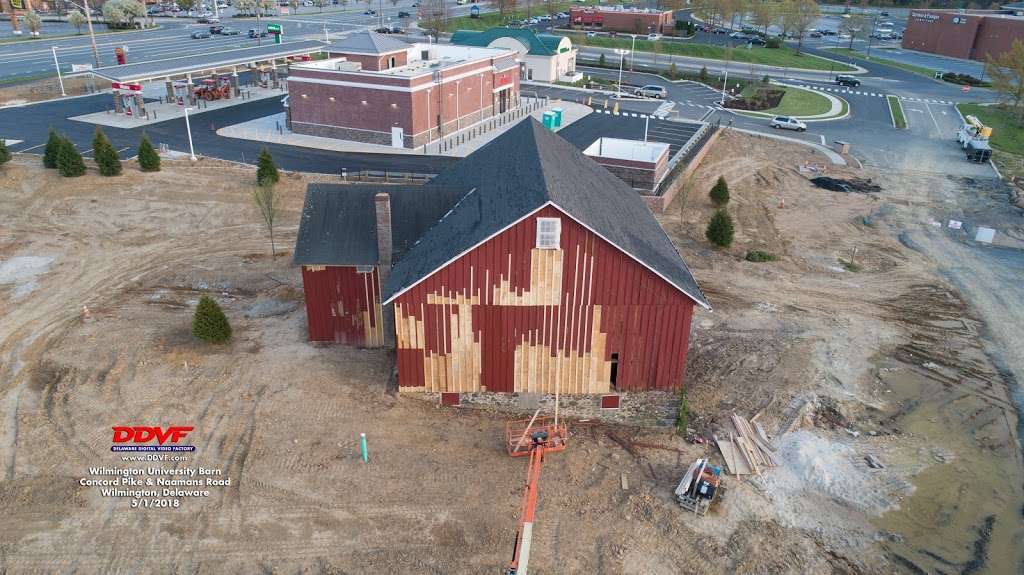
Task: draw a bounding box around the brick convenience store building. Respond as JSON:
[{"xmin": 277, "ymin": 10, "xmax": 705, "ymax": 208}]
[
  {"xmin": 901, "ymin": 9, "xmax": 1024, "ymax": 61},
  {"xmin": 286, "ymin": 32, "xmax": 520, "ymax": 148}
]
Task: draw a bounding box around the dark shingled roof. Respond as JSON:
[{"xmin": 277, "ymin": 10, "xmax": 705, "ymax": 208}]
[
  {"xmin": 292, "ymin": 184, "xmax": 469, "ymax": 266},
  {"xmin": 381, "ymin": 119, "xmax": 710, "ymax": 309}
]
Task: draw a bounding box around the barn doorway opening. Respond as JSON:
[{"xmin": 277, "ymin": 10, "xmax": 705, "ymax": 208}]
[{"xmin": 610, "ymin": 353, "xmax": 619, "ymax": 390}]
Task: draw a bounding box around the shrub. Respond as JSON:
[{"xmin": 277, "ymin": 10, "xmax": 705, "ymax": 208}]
[
  {"xmin": 765, "ymin": 37, "xmax": 782, "ymax": 49},
  {"xmin": 675, "ymin": 391, "xmax": 689, "ymax": 436},
  {"xmin": 57, "ymin": 137, "xmax": 86, "ymax": 177},
  {"xmin": 745, "ymin": 250, "xmax": 779, "ymax": 262},
  {"xmin": 706, "ymin": 209, "xmax": 735, "ymax": 247},
  {"xmin": 137, "ymin": 132, "xmax": 161, "ymax": 172},
  {"xmin": 0, "ymin": 138, "xmax": 10, "ymax": 166},
  {"xmin": 92, "ymin": 127, "xmax": 122, "ymax": 176},
  {"xmin": 43, "ymin": 128, "xmax": 61, "ymax": 169},
  {"xmin": 192, "ymin": 295, "xmax": 232, "ymax": 343},
  {"xmin": 256, "ymin": 147, "xmax": 279, "ymax": 188},
  {"xmin": 709, "ymin": 175, "xmax": 730, "ymax": 206},
  {"xmin": 762, "ymin": 74, "xmax": 772, "ymax": 85},
  {"xmin": 669, "ymin": 62, "xmax": 679, "ymax": 79},
  {"xmin": 699, "ymin": 65, "xmax": 708, "ymax": 83},
  {"xmin": 598, "ymin": 52, "xmax": 606, "ymax": 66}
]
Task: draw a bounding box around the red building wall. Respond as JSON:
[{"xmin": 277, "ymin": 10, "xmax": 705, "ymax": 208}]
[
  {"xmin": 570, "ymin": 7, "xmax": 673, "ymax": 34},
  {"xmin": 902, "ymin": 11, "xmax": 1024, "ymax": 61},
  {"xmin": 301, "ymin": 265, "xmax": 384, "ymax": 347},
  {"xmin": 392, "ymin": 205, "xmax": 696, "ymax": 394}
]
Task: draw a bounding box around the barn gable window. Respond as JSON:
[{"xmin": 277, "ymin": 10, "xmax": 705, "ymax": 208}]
[{"xmin": 536, "ymin": 217, "xmax": 561, "ymax": 249}]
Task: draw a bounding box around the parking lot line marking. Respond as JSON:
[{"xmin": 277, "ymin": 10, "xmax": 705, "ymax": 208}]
[
  {"xmin": 924, "ymin": 102, "xmax": 943, "ymax": 137},
  {"xmin": 16, "ymin": 143, "xmax": 44, "ymax": 152},
  {"xmin": 820, "ymin": 135, "xmax": 826, "ymax": 145}
]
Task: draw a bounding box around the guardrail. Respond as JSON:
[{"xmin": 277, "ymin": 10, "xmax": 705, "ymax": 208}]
[
  {"xmin": 338, "ymin": 170, "xmax": 435, "ymax": 184},
  {"xmin": 652, "ymin": 119, "xmax": 719, "ymax": 198}
]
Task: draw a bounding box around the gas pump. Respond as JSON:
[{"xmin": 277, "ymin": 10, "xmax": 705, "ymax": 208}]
[
  {"xmin": 257, "ymin": 66, "xmax": 272, "ymax": 88},
  {"xmin": 173, "ymin": 81, "xmax": 189, "ymax": 106},
  {"xmin": 112, "ymin": 82, "xmax": 142, "ymax": 116}
]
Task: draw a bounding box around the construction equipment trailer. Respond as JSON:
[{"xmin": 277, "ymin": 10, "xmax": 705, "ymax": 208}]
[
  {"xmin": 505, "ymin": 416, "xmax": 567, "ymax": 575},
  {"xmin": 957, "ymin": 114, "xmax": 993, "ymax": 163}
]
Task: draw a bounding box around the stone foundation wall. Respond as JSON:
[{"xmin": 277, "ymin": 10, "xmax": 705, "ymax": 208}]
[{"xmin": 406, "ymin": 390, "xmax": 681, "ymax": 428}]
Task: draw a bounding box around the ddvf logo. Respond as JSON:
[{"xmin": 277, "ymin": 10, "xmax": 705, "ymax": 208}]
[{"xmin": 112, "ymin": 426, "xmax": 194, "ymax": 445}]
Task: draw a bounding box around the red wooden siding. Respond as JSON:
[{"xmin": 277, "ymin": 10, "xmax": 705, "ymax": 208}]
[
  {"xmin": 301, "ymin": 265, "xmax": 384, "ymax": 346},
  {"xmin": 393, "ymin": 205, "xmax": 696, "ymax": 393}
]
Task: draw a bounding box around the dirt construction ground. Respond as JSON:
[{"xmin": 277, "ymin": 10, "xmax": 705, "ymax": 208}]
[{"xmin": 0, "ymin": 131, "xmax": 1022, "ymax": 574}]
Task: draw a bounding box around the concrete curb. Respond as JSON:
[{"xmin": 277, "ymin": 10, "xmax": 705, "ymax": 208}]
[
  {"xmin": 731, "ymin": 127, "xmax": 847, "ymax": 165},
  {"xmin": 577, "ymin": 45, "xmax": 867, "ymax": 75}
]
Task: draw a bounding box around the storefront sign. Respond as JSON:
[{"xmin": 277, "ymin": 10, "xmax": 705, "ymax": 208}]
[{"xmin": 910, "ymin": 12, "xmax": 940, "ymax": 23}]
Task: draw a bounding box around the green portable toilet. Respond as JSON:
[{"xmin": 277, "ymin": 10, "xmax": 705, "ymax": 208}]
[
  {"xmin": 542, "ymin": 111, "xmax": 556, "ymax": 131},
  {"xmin": 552, "ymin": 107, "xmax": 563, "ymax": 127}
]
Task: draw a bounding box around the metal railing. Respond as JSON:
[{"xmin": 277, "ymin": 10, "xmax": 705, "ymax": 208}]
[
  {"xmin": 425, "ymin": 96, "xmax": 548, "ymax": 155},
  {"xmin": 651, "ymin": 119, "xmax": 720, "ymax": 197}
]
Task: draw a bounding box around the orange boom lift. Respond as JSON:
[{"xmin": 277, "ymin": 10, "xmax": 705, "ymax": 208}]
[{"xmin": 504, "ymin": 415, "xmax": 567, "ymax": 575}]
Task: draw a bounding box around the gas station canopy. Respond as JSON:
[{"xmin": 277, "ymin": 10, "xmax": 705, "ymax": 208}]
[{"xmin": 89, "ymin": 40, "xmax": 327, "ymax": 84}]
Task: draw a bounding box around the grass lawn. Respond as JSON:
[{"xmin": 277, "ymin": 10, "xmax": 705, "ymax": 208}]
[
  {"xmin": 574, "ymin": 35, "xmax": 856, "ymax": 72},
  {"xmin": 824, "ymin": 47, "xmax": 936, "ymax": 78},
  {"xmin": 741, "ymin": 85, "xmax": 833, "ymax": 117},
  {"xmin": 957, "ymin": 103, "xmax": 1024, "ymax": 155},
  {"xmin": 887, "ymin": 95, "xmax": 906, "ymax": 129}
]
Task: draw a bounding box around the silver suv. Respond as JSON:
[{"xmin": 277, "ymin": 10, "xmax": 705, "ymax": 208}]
[{"xmin": 634, "ymin": 85, "xmax": 668, "ymax": 99}]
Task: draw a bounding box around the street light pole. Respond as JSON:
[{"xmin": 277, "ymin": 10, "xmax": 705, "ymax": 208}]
[
  {"xmin": 67, "ymin": 0, "xmax": 101, "ymax": 69},
  {"xmin": 52, "ymin": 47, "xmax": 66, "ymax": 96},
  {"xmin": 183, "ymin": 107, "xmax": 197, "ymax": 161},
  {"xmin": 865, "ymin": 16, "xmax": 877, "ymax": 60},
  {"xmin": 720, "ymin": 62, "xmax": 729, "ymax": 105},
  {"xmin": 630, "ymin": 34, "xmax": 636, "ymax": 71},
  {"xmin": 614, "ymin": 48, "xmax": 628, "ymax": 98}
]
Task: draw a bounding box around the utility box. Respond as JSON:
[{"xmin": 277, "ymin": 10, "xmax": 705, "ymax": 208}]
[{"xmin": 833, "ymin": 140, "xmax": 850, "ymax": 154}]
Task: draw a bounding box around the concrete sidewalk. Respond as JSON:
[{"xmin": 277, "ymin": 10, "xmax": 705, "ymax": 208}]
[{"xmin": 216, "ymin": 101, "xmax": 593, "ymax": 158}]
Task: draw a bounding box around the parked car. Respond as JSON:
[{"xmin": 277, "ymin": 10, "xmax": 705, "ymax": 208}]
[
  {"xmin": 835, "ymin": 74, "xmax": 860, "ymax": 87},
  {"xmin": 398, "ymin": 10, "xmax": 410, "ymax": 17},
  {"xmin": 634, "ymin": 85, "xmax": 668, "ymax": 99},
  {"xmin": 190, "ymin": 30, "xmax": 211, "ymax": 38},
  {"xmin": 748, "ymin": 36, "xmax": 766, "ymax": 46},
  {"xmin": 364, "ymin": 8, "xmax": 375, "ymax": 14},
  {"xmin": 537, "ymin": 15, "xmax": 552, "ymax": 21},
  {"xmin": 880, "ymin": 10, "xmax": 889, "ymax": 16},
  {"xmin": 647, "ymin": 33, "xmax": 661, "ymax": 41},
  {"xmin": 220, "ymin": 26, "xmax": 240, "ymax": 35},
  {"xmin": 712, "ymin": 27, "xmax": 728, "ymax": 34},
  {"xmin": 209, "ymin": 24, "xmax": 224, "ymax": 33},
  {"xmin": 728, "ymin": 31, "xmax": 746, "ymax": 39},
  {"xmin": 197, "ymin": 16, "xmax": 212, "ymax": 22},
  {"xmin": 770, "ymin": 116, "xmax": 807, "ymax": 131},
  {"xmin": 586, "ymin": 31, "xmax": 598, "ymax": 37},
  {"xmin": 556, "ymin": 11, "xmax": 568, "ymax": 18},
  {"xmin": 374, "ymin": 27, "xmax": 393, "ymax": 33},
  {"xmin": 248, "ymin": 28, "xmax": 268, "ymax": 37},
  {"xmin": 809, "ymin": 31, "xmax": 822, "ymax": 38},
  {"xmin": 389, "ymin": 24, "xmax": 403, "ymax": 33},
  {"xmin": 302, "ymin": 0, "xmax": 314, "ymax": 5},
  {"xmin": 411, "ymin": 1, "xmax": 420, "ymax": 6}
]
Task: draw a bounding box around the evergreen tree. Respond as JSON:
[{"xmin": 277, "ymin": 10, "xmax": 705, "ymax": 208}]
[
  {"xmin": 669, "ymin": 62, "xmax": 678, "ymax": 79},
  {"xmin": 709, "ymin": 175, "xmax": 730, "ymax": 206},
  {"xmin": 699, "ymin": 65, "xmax": 709, "ymax": 83},
  {"xmin": 0, "ymin": 138, "xmax": 11, "ymax": 166},
  {"xmin": 256, "ymin": 147, "xmax": 279, "ymax": 188},
  {"xmin": 192, "ymin": 295, "xmax": 232, "ymax": 343},
  {"xmin": 706, "ymin": 209, "xmax": 735, "ymax": 248},
  {"xmin": 137, "ymin": 132, "xmax": 161, "ymax": 172},
  {"xmin": 92, "ymin": 127, "xmax": 122, "ymax": 177},
  {"xmin": 599, "ymin": 53, "xmax": 606, "ymax": 67},
  {"xmin": 57, "ymin": 137, "xmax": 86, "ymax": 177},
  {"xmin": 43, "ymin": 128, "xmax": 61, "ymax": 169}
]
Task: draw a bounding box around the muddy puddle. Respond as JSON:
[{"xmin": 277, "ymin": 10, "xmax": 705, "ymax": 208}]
[{"xmin": 873, "ymin": 367, "xmax": 1024, "ymax": 573}]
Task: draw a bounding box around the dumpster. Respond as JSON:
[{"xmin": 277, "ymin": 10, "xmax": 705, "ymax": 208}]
[
  {"xmin": 542, "ymin": 111, "xmax": 556, "ymax": 131},
  {"xmin": 833, "ymin": 140, "xmax": 850, "ymax": 154},
  {"xmin": 552, "ymin": 107, "xmax": 563, "ymax": 127}
]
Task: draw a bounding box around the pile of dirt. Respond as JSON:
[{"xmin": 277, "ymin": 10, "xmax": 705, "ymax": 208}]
[{"xmin": 811, "ymin": 176, "xmax": 882, "ymax": 194}]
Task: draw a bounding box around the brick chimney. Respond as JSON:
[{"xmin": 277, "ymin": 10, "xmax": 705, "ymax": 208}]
[{"xmin": 374, "ymin": 192, "xmax": 393, "ymax": 271}]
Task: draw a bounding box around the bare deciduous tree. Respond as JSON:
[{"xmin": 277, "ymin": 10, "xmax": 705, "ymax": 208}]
[{"xmin": 987, "ymin": 39, "xmax": 1024, "ymax": 122}]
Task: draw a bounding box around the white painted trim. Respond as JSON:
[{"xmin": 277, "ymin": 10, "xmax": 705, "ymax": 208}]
[
  {"xmin": 382, "ymin": 201, "xmax": 711, "ymax": 310},
  {"xmin": 291, "ymin": 62, "xmax": 507, "ymax": 94},
  {"xmin": 492, "ymin": 84, "xmax": 515, "ymax": 94}
]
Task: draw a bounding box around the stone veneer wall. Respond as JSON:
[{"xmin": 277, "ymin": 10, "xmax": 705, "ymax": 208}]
[{"xmin": 407, "ymin": 391, "xmax": 681, "ymax": 428}]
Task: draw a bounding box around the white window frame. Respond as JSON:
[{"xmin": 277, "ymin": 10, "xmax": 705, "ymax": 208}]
[
  {"xmin": 535, "ymin": 217, "xmax": 561, "ymax": 249},
  {"xmin": 355, "ymin": 265, "xmax": 375, "ymax": 274}
]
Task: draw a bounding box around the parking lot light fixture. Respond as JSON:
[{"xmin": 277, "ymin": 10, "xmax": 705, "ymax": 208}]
[
  {"xmin": 184, "ymin": 107, "xmax": 198, "ymax": 161},
  {"xmin": 614, "ymin": 48, "xmax": 629, "ymax": 98}
]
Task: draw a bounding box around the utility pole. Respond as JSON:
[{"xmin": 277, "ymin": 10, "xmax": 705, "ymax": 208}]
[{"xmin": 69, "ymin": 0, "xmax": 101, "ymax": 69}]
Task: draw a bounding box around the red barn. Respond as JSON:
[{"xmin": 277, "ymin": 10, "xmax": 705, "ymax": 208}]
[{"xmin": 294, "ymin": 119, "xmax": 710, "ymax": 394}]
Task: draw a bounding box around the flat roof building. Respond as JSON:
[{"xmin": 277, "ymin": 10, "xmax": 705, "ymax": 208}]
[
  {"xmin": 569, "ymin": 6, "xmax": 674, "ymax": 35},
  {"xmin": 286, "ymin": 32, "xmax": 520, "ymax": 148},
  {"xmin": 902, "ymin": 10, "xmax": 1024, "ymax": 62}
]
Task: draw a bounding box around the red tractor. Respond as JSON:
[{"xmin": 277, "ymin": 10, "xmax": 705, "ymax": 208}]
[{"xmin": 193, "ymin": 77, "xmax": 231, "ymax": 101}]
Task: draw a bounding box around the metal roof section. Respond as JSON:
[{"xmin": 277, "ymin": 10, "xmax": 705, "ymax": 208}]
[
  {"xmin": 90, "ymin": 40, "xmax": 327, "ymax": 83},
  {"xmin": 325, "ymin": 31, "xmax": 410, "ymax": 55},
  {"xmin": 381, "ymin": 119, "xmax": 711, "ymax": 310},
  {"xmin": 450, "ymin": 27, "xmax": 568, "ymax": 56}
]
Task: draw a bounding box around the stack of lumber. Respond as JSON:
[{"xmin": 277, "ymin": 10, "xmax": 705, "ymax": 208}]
[{"xmin": 717, "ymin": 413, "xmax": 780, "ymax": 476}]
